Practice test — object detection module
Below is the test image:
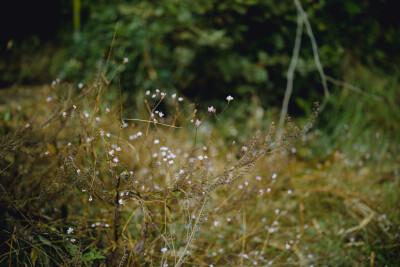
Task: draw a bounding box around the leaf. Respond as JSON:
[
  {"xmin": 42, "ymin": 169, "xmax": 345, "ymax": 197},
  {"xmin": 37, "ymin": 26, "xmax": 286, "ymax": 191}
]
[
  {"xmin": 30, "ymin": 248, "xmax": 38, "ymax": 265},
  {"xmin": 86, "ymin": 157, "xmax": 93, "ymax": 165},
  {"xmin": 4, "ymin": 110, "xmax": 10, "ymax": 121},
  {"xmin": 39, "ymin": 235, "xmax": 61, "ymax": 250},
  {"xmin": 172, "ymin": 190, "xmax": 181, "ymax": 197},
  {"xmin": 38, "ymin": 235, "xmax": 52, "ymax": 246},
  {"xmin": 81, "ymin": 248, "xmax": 106, "ymax": 262}
]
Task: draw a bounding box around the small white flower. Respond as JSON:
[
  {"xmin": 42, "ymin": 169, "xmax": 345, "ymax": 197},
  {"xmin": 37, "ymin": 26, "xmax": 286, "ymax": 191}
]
[
  {"xmin": 226, "ymin": 95, "xmax": 234, "ymax": 102},
  {"xmin": 161, "ymin": 247, "xmax": 168, "ymax": 253},
  {"xmin": 129, "ymin": 135, "xmax": 137, "ymax": 140},
  {"xmin": 105, "ymin": 108, "xmax": 110, "ymax": 113},
  {"xmin": 172, "ymin": 93, "xmax": 176, "ymax": 99},
  {"xmin": 116, "ymin": 147, "xmax": 121, "ymax": 152},
  {"xmin": 137, "ymin": 131, "xmax": 142, "ymax": 137},
  {"xmin": 68, "ymin": 142, "xmax": 71, "ymax": 146},
  {"xmin": 241, "ymin": 146, "xmax": 248, "ymax": 152},
  {"xmin": 109, "ymin": 150, "xmax": 115, "ymax": 156},
  {"xmin": 45, "ymin": 151, "xmax": 50, "ymax": 155},
  {"xmin": 105, "ymin": 223, "xmax": 109, "ymax": 228},
  {"xmin": 238, "ymin": 185, "xmax": 243, "ymax": 189},
  {"xmin": 156, "ymin": 89, "xmax": 160, "ymax": 94},
  {"xmin": 106, "ymin": 133, "xmax": 110, "ymax": 137},
  {"xmin": 198, "ymin": 156, "xmax": 204, "ymax": 160},
  {"xmin": 161, "ymin": 92, "xmax": 166, "ymax": 98},
  {"xmin": 78, "ymin": 83, "xmax": 83, "ymax": 89},
  {"xmin": 25, "ymin": 123, "xmax": 30, "ymax": 128},
  {"xmin": 123, "ymin": 57, "xmax": 129, "ymax": 64},
  {"xmin": 63, "ymin": 112, "xmax": 67, "ymax": 117},
  {"xmin": 89, "ymin": 196, "xmax": 93, "ymax": 201},
  {"xmin": 195, "ymin": 119, "xmax": 201, "ymax": 127},
  {"xmin": 84, "ymin": 112, "xmax": 89, "ymax": 118},
  {"xmin": 272, "ymin": 173, "xmax": 277, "ymax": 179},
  {"xmin": 267, "ymin": 188, "xmax": 271, "ymax": 193},
  {"xmin": 154, "ymin": 139, "xmax": 160, "ymax": 144},
  {"xmin": 46, "ymin": 97, "xmax": 52, "ymax": 102},
  {"xmin": 178, "ymin": 97, "xmax": 183, "ymax": 102},
  {"xmin": 153, "ymin": 153, "xmax": 158, "ymax": 158},
  {"xmin": 123, "ymin": 122, "xmax": 128, "ymax": 128},
  {"xmin": 70, "ymin": 238, "xmax": 76, "ymax": 243},
  {"xmin": 256, "ymin": 176, "xmax": 262, "ymax": 181},
  {"xmin": 100, "ymin": 130, "xmax": 105, "ymax": 136},
  {"xmin": 67, "ymin": 227, "xmax": 74, "ymax": 234},
  {"xmin": 152, "ymin": 94, "xmax": 156, "ymax": 98},
  {"xmin": 73, "ymin": 105, "xmax": 77, "ymax": 110},
  {"xmin": 76, "ymin": 169, "xmax": 81, "ymax": 174},
  {"xmin": 96, "ymin": 117, "xmax": 100, "ymax": 122},
  {"xmin": 208, "ymin": 106, "xmax": 215, "ymax": 112},
  {"xmin": 168, "ymin": 160, "xmax": 174, "ymax": 164},
  {"xmin": 119, "ymin": 199, "xmax": 125, "ymax": 205},
  {"xmin": 285, "ymin": 244, "xmax": 291, "ymax": 249},
  {"xmin": 159, "ymin": 112, "xmax": 164, "ymax": 117},
  {"xmin": 213, "ymin": 221, "xmax": 219, "ymax": 227},
  {"xmin": 113, "ymin": 157, "xmax": 119, "ymax": 163}
]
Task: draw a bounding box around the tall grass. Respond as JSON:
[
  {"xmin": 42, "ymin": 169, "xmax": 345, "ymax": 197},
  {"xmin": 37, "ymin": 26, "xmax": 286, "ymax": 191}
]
[{"xmin": 0, "ymin": 54, "xmax": 321, "ymax": 266}]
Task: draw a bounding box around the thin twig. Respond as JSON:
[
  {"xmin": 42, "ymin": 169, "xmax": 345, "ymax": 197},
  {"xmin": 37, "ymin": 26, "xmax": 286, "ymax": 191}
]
[
  {"xmin": 279, "ymin": 10, "xmax": 304, "ymax": 131},
  {"xmin": 326, "ymin": 76, "xmax": 383, "ymax": 101},
  {"xmin": 293, "ymin": 0, "xmax": 329, "ymax": 99}
]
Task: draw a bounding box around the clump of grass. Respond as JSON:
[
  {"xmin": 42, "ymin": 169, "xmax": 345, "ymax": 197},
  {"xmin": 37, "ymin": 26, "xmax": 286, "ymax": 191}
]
[{"xmin": 0, "ymin": 53, "xmax": 320, "ymax": 266}]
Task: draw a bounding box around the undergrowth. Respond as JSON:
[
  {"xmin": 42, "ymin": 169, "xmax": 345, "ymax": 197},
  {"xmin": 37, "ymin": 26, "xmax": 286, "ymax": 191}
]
[
  {"xmin": 0, "ymin": 53, "xmax": 323, "ymax": 266},
  {"xmin": 1, "ymin": 55, "xmax": 399, "ymax": 267}
]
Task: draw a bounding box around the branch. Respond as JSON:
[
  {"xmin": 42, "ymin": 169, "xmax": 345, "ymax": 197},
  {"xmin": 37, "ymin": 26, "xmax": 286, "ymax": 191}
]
[{"xmin": 279, "ymin": 10, "xmax": 304, "ymax": 130}]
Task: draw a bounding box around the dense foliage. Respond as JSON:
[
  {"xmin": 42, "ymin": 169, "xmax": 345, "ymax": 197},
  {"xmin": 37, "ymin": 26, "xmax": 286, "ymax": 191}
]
[{"xmin": 2, "ymin": 0, "xmax": 400, "ymax": 106}]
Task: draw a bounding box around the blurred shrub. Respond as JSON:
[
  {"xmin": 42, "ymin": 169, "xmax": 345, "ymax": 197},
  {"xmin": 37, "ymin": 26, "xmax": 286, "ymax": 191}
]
[
  {"xmin": 2, "ymin": 0, "xmax": 399, "ymax": 111},
  {"xmin": 51, "ymin": 0, "xmax": 399, "ymax": 112}
]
